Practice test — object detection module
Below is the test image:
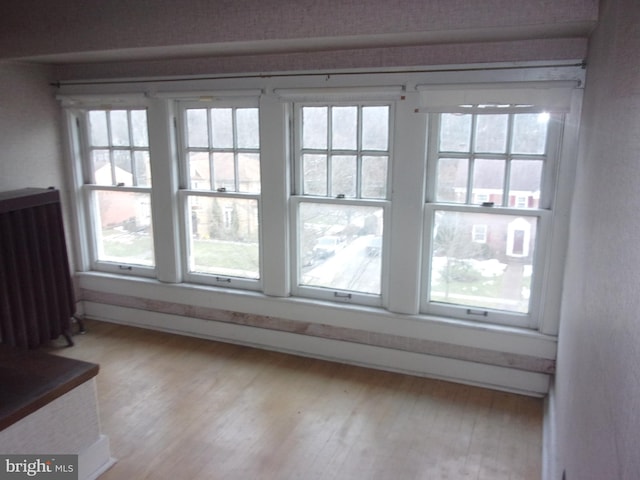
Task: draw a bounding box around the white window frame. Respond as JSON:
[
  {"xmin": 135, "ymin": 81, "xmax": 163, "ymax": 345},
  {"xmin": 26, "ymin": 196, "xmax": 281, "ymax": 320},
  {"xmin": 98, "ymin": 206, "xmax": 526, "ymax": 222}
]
[
  {"xmin": 420, "ymin": 84, "xmax": 571, "ymax": 328},
  {"xmin": 471, "ymin": 224, "xmax": 488, "ymax": 243},
  {"xmin": 176, "ymin": 97, "xmax": 262, "ymax": 291},
  {"xmin": 290, "ymin": 100, "xmax": 394, "ymax": 307},
  {"xmin": 66, "ymin": 99, "xmax": 157, "ymax": 277},
  {"xmin": 514, "ymin": 195, "xmax": 528, "ymax": 208},
  {"xmin": 474, "ymin": 193, "xmax": 490, "ymax": 204}
]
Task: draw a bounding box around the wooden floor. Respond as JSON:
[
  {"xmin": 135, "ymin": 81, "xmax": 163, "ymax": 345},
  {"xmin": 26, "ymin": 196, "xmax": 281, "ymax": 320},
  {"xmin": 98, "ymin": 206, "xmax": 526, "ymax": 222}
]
[{"xmin": 51, "ymin": 320, "xmax": 542, "ymax": 480}]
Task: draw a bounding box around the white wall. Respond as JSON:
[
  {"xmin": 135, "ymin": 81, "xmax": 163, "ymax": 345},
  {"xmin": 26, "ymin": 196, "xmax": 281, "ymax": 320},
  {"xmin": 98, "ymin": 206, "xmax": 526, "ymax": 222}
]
[
  {"xmin": 0, "ymin": 61, "xmax": 75, "ymax": 269},
  {"xmin": 0, "ymin": 62, "xmax": 64, "ymax": 191},
  {"xmin": 0, "ymin": 0, "xmax": 597, "ymax": 59},
  {"xmin": 553, "ymin": 0, "xmax": 640, "ymax": 478}
]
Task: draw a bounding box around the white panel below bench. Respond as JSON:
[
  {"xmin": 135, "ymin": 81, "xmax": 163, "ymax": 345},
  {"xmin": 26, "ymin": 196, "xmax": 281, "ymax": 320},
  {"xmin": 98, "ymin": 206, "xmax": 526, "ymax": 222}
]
[{"xmin": 0, "ymin": 379, "xmax": 115, "ymax": 480}]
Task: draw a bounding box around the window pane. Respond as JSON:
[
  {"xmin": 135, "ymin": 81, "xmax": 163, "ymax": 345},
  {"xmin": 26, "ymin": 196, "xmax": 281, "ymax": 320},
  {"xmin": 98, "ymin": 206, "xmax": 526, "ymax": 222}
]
[
  {"xmin": 472, "ymin": 159, "xmax": 504, "ymax": 205},
  {"xmin": 213, "ymin": 152, "xmax": 235, "ymax": 191},
  {"xmin": 91, "ymin": 150, "xmax": 111, "ymax": 185},
  {"xmin": 188, "ymin": 196, "xmax": 259, "ymax": 279},
  {"xmin": 88, "ymin": 111, "xmax": 108, "ymax": 146},
  {"xmin": 512, "ymin": 113, "xmax": 548, "ymax": 154},
  {"xmin": 362, "ymin": 106, "xmax": 389, "ymax": 150},
  {"xmin": 509, "ymin": 160, "xmax": 543, "ymax": 208},
  {"xmin": 303, "ymin": 107, "xmax": 327, "ymax": 149},
  {"xmin": 238, "ymin": 153, "xmax": 261, "ymax": 193},
  {"xmin": 332, "ymin": 106, "xmax": 357, "ymax": 150},
  {"xmin": 303, "ymin": 154, "xmax": 327, "ymax": 196},
  {"xmin": 236, "ymin": 108, "xmax": 259, "ymax": 149},
  {"xmin": 436, "ymin": 158, "xmax": 468, "ymax": 203},
  {"xmin": 299, "ymin": 202, "xmax": 383, "ymax": 295},
  {"xmin": 187, "ymin": 109, "xmax": 208, "ymax": 148},
  {"xmin": 188, "ymin": 152, "xmax": 210, "ymax": 190},
  {"xmin": 430, "ymin": 211, "xmax": 536, "ymax": 314},
  {"xmin": 134, "ymin": 151, "xmax": 151, "ymax": 187},
  {"xmin": 130, "ymin": 110, "xmax": 149, "ymax": 147},
  {"xmin": 94, "ymin": 190, "xmax": 154, "ymax": 266},
  {"xmin": 361, "ymin": 156, "xmax": 388, "ymax": 199},
  {"xmin": 113, "ymin": 150, "xmax": 133, "ymax": 186},
  {"xmin": 211, "ymin": 108, "xmax": 233, "ymax": 148},
  {"xmin": 110, "ymin": 110, "xmax": 130, "ymax": 147},
  {"xmin": 440, "ymin": 114, "xmax": 471, "ymax": 152},
  {"xmin": 475, "ymin": 114, "xmax": 508, "ymax": 153},
  {"xmin": 331, "ymin": 155, "xmax": 357, "ymax": 197}
]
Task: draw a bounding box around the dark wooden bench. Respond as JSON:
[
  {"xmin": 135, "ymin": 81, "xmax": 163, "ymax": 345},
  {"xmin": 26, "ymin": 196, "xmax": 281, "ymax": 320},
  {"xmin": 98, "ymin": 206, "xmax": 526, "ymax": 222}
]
[{"xmin": 0, "ymin": 345, "xmax": 98, "ymax": 431}]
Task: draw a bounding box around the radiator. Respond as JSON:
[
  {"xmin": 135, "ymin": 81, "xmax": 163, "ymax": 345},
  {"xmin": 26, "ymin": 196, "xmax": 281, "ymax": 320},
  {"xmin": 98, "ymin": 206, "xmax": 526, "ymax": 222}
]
[{"xmin": 0, "ymin": 188, "xmax": 75, "ymax": 348}]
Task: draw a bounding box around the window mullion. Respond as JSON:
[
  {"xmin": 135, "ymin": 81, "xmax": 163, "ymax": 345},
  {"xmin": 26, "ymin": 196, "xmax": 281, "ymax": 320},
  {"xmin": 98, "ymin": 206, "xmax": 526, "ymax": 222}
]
[
  {"xmin": 106, "ymin": 114, "xmax": 117, "ymax": 186},
  {"xmin": 467, "ymin": 114, "xmax": 478, "ymax": 204},
  {"xmin": 386, "ymin": 92, "xmax": 426, "ymax": 314},
  {"xmin": 327, "ymin": 106, "xmax": 333, "ymax": 197},
  {"xmin": 504, "ymin": 113, "xmax": 516, "ymax": 207},
  {"xmin": 127, "ymin": 110, "xmax": 138, "ymax": 186},
  {"xmin": 260, "ymin": 94, "xmax": 290, "ymax": 296},
  {"xmin": 232, "ymin": 108, "xmax": 240, "ymax": 192},
  {"xmin": 147, "ymin": 98, "xmax": 182, "ymax": 282},
  {"xmin": 356, "ymin": 106, "xmax": 363, "ymax": 199}
]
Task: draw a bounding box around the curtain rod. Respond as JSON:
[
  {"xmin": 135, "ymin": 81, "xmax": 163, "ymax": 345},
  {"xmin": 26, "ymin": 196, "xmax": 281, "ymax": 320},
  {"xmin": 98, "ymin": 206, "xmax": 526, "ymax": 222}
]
[{"xmin": 51, "ymin": 60, "xmax": 586, "ymax": 88}]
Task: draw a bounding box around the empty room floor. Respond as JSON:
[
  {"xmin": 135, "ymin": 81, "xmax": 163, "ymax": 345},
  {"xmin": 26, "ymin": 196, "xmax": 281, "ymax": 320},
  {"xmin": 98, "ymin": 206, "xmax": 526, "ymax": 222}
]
[{"xmin": 52, "ymin": 320, "xmax": 542, "ymax": 480}]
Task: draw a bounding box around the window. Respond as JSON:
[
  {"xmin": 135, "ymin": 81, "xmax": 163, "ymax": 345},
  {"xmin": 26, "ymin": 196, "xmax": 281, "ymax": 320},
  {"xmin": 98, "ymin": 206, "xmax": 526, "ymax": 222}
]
[
  {"xmin": 78, "ymin": 108, "xmax": 155, "ymax": 273},
  {"xmin": 423, "ymin": 102, "xmax": 562, "ymax": 327},
  {"xmin": 62, "ymin": 69, "xmax": 581, "ymax": 334},
  {"xmin": 292, "ymin": 103, "xmax": 391, "ymax": 305},
  {"xmin": 471, "ymin": 224, "xmax": 488, "ymax": 243},
  {"xmin": 179, "ymin": 100, "xmax": 261, "ymax": 287}
]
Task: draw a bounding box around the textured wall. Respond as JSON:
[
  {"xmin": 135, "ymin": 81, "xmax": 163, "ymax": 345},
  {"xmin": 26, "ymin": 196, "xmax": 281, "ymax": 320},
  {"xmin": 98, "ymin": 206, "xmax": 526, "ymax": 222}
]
[
  {"xmin": 0, "ymin": 61, "xmax": 76, "ymax": 270},
  {"xmin": 0, "ymin": 1, "xmax": 596, "ymax": 81},
  {"xmin": 0, "ymin": 0, "xmax": 598, "ymax": 58},
  {"xmin": 0, "ymin": 62, "xmax": 64, "ymax": 191},
  {"xmin": 554, "ymin": 0, "xmax": 640, "ymax": 478},
  {"xmin": 53, "ymin": 38, "xmax": 589, "ymax": 81}
]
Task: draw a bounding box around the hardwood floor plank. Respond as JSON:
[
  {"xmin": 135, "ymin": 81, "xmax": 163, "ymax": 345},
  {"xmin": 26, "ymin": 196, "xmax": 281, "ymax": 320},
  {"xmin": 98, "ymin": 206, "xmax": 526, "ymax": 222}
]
[{"xmin": 50, "ymin": 320, "xmax": 542, "ymax": 479}]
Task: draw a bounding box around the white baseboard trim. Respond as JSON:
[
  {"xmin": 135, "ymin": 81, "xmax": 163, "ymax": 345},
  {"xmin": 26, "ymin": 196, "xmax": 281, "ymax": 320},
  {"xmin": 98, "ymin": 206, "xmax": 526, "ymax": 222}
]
[
  {"xmin": 84, "ymin": 301, "xmax": 549, "ymax": 396},
  {"xmin": 78, "ymin": 434, "xmax": 116, "ymax": 480}
]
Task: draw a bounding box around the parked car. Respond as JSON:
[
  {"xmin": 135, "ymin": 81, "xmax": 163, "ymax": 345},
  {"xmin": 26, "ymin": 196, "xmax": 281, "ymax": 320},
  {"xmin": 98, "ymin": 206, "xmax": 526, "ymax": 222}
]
[
  {"xmin": 313, "ymin": 235, "xmax": 342, "ymax": 259},
  {"xmin": 366, "ymin": 236, "xmax": 382, "ymax": 256}
]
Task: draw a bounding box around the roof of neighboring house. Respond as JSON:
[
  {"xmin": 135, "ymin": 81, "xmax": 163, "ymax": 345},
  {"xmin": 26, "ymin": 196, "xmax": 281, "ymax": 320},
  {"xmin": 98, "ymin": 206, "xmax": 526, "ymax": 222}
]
[{"xmin": 94, "ymin": 163, "xmax": 133, "ymax": 185}]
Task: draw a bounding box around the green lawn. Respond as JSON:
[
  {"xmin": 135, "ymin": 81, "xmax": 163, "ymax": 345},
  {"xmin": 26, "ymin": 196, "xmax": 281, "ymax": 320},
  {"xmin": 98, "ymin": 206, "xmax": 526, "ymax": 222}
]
[
  {"xmin": 101, "ymin": 228, "xmax": 154, "ymax": 263},
  {"xmin": 101, "ymin": 230, "xmax": 259, "ymax": 276},
  {"xmin": 192, "ymin": 239, "xmax": 259, "ymax": 274}
]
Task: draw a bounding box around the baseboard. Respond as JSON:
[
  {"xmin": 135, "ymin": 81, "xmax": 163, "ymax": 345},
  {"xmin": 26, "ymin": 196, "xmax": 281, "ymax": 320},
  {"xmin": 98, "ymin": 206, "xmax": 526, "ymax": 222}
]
[
  {"xmin": 83, "ymin": 301, "xmax": 550, "ymax": 396},
  {"xmin": 78, "ymin": 434, "xmax": 116, "ymax": 480}
]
